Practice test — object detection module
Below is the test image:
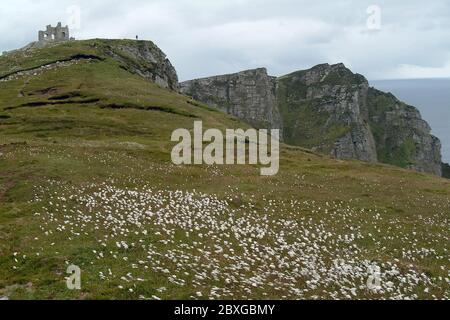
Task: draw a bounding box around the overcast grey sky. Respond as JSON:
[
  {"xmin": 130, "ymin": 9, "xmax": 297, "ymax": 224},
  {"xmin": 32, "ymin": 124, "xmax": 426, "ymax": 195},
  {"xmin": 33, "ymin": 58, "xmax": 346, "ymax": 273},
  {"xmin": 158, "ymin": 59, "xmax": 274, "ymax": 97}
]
[{"xmin": 1, "ymin": 0, "xmax": 449, "ymax": 81}]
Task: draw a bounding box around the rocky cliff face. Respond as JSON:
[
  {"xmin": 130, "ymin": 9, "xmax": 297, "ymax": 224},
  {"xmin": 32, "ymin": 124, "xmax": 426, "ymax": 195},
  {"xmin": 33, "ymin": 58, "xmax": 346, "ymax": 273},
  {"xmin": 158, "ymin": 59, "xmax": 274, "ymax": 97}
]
[
  {"xmin": 180, "ymin": 68, "xmax": 283, "ymax": 133},
  {"xmin": 180, "ymin": 63, "xmax": 442, "ymax": 176},
  {"xmin": 277, "ymin": 63, "xmax": 378, "ymax": 163},
  {"xmin": 102, "ymin": 40, "xmax": 179, "ymax": 91},
  {"xmin": 368, "ymin": 88, "xmax": 442, "ymax": 175},
  {"xmin": 442, "ymin": 163, "xmax": 450, "ymax": 179}
]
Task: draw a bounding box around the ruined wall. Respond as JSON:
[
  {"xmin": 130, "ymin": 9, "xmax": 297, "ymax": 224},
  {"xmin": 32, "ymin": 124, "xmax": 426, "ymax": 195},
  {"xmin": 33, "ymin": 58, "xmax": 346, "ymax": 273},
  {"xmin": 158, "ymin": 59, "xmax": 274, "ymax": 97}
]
[{"xmin": 38, "ymin": 22, "xmax": 70, "ymax": 42}]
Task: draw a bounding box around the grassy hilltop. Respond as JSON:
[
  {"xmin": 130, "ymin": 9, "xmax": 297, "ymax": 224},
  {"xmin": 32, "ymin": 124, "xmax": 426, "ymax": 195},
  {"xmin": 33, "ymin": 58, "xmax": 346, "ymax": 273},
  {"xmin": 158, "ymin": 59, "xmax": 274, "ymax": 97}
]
[{"xmin": 0, "ymin": 40, "xmax": 449, "ymax": 300}]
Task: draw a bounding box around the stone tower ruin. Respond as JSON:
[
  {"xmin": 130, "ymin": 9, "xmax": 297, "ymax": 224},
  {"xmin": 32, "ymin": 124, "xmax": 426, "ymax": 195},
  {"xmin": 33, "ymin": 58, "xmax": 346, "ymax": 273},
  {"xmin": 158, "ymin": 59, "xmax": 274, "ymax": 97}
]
[{"xmin": 38, "ymin": 22, "xmax": 71, "ymax": 42}]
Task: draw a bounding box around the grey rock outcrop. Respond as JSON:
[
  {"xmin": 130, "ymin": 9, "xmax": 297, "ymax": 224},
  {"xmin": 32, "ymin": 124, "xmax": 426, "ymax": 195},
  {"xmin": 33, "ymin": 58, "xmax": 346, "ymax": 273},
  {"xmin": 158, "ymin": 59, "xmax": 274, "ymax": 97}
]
[
  {"xmin": 180, "ymin": 63, "xmax": 443, "ymax": 176},
  {"xmin": 180, "ymin": 68, "xmax": 283, "ymax": 133},
  {"xmin": 442, "ymin": 162, "xmax": 450, "ymax": 179},
  {"xmin": 277, "ymin": 63, "xmax": 378, "ymax": 162},
  {"xmin": 368, "ymin": 88, "xmax": 442, "ymax": 176},
  {"xmin": 104, "ymin": 41, "xmax": 179, "ymax": 91}
]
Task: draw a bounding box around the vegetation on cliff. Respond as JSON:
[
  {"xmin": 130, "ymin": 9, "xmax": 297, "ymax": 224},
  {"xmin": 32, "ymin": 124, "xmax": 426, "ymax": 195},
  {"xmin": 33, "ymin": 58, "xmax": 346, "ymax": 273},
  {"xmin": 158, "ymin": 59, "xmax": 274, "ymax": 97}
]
[
  {"xmin": 182, "ymin": 64, "xmax": 442, "ymax": 176},
  {"xmin": 0, "ymin": 40, "xmax": 449, "ymax": 300}
]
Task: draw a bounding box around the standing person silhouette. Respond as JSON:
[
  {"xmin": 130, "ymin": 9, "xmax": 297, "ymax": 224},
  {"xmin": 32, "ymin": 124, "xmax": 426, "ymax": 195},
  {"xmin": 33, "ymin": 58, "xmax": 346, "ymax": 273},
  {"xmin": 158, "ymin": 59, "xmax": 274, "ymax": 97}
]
[{"xmin": 136, "ymin": 35, "xmax": 138, "ymax": 40}]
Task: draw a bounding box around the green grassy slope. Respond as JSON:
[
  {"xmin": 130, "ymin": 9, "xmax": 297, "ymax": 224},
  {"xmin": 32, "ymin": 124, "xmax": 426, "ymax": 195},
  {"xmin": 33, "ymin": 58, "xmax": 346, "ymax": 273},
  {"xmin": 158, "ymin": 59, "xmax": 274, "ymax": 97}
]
[{"xmin": 0, "ymin": 40, "xmax": 449, "ymax": 300}]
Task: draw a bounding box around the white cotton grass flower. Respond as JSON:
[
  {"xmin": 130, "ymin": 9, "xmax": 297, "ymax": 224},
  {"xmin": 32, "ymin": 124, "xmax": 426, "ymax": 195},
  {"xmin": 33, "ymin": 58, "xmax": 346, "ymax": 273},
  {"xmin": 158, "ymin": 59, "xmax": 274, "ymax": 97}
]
[{"xmin": 30, "ymin": 179, "xmax": 449, "ymax": 300}]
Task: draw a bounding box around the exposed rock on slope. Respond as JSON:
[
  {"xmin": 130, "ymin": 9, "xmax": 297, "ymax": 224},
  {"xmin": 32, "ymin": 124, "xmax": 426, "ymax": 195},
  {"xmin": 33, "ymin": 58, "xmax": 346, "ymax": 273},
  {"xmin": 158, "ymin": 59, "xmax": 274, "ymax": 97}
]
[
  {"xmin": 367, "ymin": 88, "xmax": 442, "ymax": 176},
  {"xmin": 180, "ymin": 63, "xmax": 442, "ymax": 176},
  {"xmin": 180, "ymin": 68, "xmax": 283, "ymax": 133},
  {"xmin": 442, "ymin": 163, "xmax": 450, "ymax": 179},
  {"xmin": 102, "ymin": 40, "xmax": 179, "ymax": 91},
  {"xmin": 277, "ymin": 63, "xmax": 377, "ymax": 163}
]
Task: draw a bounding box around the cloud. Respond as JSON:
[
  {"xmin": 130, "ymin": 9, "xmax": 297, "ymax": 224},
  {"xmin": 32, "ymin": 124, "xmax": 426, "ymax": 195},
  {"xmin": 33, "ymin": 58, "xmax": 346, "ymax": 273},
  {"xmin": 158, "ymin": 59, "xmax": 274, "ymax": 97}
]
[
  {"xmin": 383, "ymin": 60, "xmax": 450, "ymax": 79},
  {"xmin": 1, "ymin": 0, "xmax": 449, "ymax": 80}
]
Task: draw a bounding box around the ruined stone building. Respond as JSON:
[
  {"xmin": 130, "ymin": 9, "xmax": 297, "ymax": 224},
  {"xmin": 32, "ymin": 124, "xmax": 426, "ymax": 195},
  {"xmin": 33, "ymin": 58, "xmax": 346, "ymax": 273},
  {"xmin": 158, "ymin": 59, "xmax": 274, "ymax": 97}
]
[{"xmin": 38, "ymin": 22, "xmax": 71, "ymax": 42}]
